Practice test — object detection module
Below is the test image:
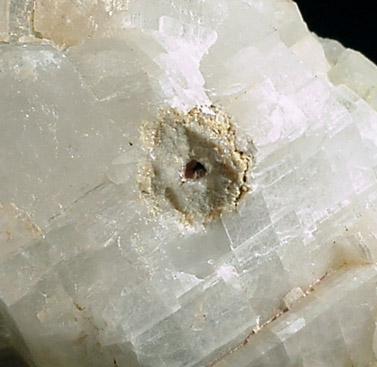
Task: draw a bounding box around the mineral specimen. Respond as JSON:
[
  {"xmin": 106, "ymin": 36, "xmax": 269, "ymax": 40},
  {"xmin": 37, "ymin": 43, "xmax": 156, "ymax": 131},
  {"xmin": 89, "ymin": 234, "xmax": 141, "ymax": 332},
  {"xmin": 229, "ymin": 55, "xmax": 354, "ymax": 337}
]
[{"xmin": 1, "ymin": 0, "xmax": 377, "ymax": 367}]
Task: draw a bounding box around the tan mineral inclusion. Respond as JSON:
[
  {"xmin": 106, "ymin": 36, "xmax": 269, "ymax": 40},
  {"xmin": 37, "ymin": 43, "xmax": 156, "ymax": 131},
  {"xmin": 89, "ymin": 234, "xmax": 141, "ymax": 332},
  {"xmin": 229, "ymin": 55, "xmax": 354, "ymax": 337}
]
[
  {"xmin": 1, "ymin": 1, "xmax": 377, "ymax": 367},
  {"xmin": 139, "ymin": 106, "xmax": 251, "ymax": 226}
]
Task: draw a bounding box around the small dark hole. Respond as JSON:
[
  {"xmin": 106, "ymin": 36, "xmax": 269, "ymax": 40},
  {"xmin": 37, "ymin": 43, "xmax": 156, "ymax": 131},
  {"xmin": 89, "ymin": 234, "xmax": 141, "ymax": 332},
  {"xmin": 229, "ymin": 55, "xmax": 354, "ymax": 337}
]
[{"xmin": 184, "ymin": 160, "xmax": 207, "ymax": 179}]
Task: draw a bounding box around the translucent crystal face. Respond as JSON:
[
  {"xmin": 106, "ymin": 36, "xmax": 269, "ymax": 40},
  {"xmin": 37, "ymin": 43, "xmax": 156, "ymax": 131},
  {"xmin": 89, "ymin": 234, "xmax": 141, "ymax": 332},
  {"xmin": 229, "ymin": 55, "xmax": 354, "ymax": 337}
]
[{"xmin": 2, "ymin": 0, "xmax": 377, "ymax": 367}]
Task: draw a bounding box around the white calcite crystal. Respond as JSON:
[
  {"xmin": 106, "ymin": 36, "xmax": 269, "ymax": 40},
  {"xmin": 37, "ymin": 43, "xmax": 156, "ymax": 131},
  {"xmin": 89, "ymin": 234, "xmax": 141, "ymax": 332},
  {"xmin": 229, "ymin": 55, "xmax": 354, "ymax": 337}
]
[{"xmin": 1, "ymin": 1, "xmax": 377, "ymax": 366}]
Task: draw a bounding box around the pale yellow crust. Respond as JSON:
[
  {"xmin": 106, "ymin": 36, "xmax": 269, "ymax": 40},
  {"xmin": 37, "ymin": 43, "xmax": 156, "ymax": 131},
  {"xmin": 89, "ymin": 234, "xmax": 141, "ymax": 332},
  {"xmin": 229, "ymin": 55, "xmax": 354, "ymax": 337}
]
[{"xmin": 138, "ymin": 105, "xmax": 252, "ymax": 226}]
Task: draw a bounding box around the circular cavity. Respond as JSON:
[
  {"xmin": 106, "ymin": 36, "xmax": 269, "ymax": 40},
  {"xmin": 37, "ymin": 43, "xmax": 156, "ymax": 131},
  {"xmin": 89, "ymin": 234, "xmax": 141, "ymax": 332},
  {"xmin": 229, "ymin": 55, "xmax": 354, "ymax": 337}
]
[{"xmin": 184, "ymin": 160, "xmax": 207, "ymax": 180}]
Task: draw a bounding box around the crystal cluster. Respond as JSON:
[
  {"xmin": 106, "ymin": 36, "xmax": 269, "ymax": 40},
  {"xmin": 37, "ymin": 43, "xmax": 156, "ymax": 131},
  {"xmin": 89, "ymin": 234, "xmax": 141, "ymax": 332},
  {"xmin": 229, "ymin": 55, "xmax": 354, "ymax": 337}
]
[{"xmin": 1, "ymin": 0, "xmax": 377, "ymax": 366}]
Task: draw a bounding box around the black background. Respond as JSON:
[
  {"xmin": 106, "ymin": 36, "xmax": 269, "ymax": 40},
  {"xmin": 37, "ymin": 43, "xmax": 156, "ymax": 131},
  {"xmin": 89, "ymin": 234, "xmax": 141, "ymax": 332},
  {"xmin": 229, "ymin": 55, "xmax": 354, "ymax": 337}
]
[{"xmin": 294, "ymin": 0, "xmax": 376, "ymax": 64}]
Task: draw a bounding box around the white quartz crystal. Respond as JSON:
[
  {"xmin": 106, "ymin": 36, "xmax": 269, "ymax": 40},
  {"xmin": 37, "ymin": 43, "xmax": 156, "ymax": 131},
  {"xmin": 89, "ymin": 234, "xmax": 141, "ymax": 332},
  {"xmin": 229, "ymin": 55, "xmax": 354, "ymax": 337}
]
[{"xmin": 1, "ymin": 1, "xmax": 377, "ymax": 366}]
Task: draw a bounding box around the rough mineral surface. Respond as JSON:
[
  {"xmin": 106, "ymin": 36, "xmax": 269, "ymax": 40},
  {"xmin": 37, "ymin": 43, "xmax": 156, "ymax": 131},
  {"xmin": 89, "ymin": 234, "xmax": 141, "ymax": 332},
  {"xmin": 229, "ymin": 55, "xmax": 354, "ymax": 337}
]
[
  {"xmin": 1, "ymin": 0, "xmax": 377, "ymax": 367},
  {"xmin": 139, "ymin": 106, "xmax": 251, "ymax": 226}
]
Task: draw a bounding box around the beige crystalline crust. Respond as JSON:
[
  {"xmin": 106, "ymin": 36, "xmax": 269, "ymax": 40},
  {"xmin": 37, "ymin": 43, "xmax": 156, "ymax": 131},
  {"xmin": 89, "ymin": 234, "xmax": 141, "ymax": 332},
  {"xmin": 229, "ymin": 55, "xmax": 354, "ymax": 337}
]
[
  {"xmin": 138, "ymin": 105, "xmax": 252, "ymax": 225},
  {"xmin": 32, "ymin": 0, "xmax": 98, "ymax": 47}
]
